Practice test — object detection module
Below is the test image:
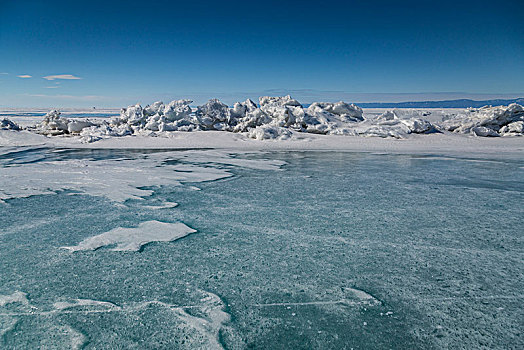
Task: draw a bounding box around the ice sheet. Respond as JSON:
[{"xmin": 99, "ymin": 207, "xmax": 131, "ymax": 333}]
[
  {"xmin": 0, "ymin": 149, "xmax": 285, "ymax": 203},
  {"xmin": 61, "ymin": 220, "xmax": 197, "ymax": 252}
]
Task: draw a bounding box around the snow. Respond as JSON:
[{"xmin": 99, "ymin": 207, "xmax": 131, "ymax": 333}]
[
  {"xmin": 0, "ymin": 118, "xmax": 20, "ymax": 131},
  {"xmin": 0, "ymin": 149, "xmax": 285, "ymax": 203},
  {"xmin": 440, "ymin": 103, "xmax": 524, "ymax": 135},
  {"xmin": 0, "ymin": 96, "xmax": 441, "ymax": 141},
  {"xmin": 0, "ymin": 97, "xmax": 523, "ymax": 161},
  {"xmin": 61, "ymin": 220, "xmax": 196, "ymax": 252},
  {"xmin": 499, "ymin": 121, "xmax": 524, "ymax": 135},
  {"xmin": 247, "ymin": 125, "xmax": 293, "ymax": 140},
  {"xmin": 30, "ymin": 110, "xmax": 95, "ymax": 135}
]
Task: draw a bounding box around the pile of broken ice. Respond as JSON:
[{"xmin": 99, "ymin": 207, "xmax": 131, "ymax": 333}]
[
  {"xmin": 1, "ymin": 118, "xmax": 21, "ymax": 131},
  {"xmin": 5, "ymin": 96, "xmax": 524, "ymax": 142},
  {"xmin": 440, "ymin": 103, "xmax": 524, "ymax": 137}
]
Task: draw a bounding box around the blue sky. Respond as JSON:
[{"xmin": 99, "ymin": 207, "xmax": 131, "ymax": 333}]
[{"xmin": 0, "ymin": 0, "xmax": 523, "ymax": 107}]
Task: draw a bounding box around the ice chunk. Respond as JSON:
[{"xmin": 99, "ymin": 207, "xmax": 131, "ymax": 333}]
[
  {"xmin": 499, "ymin": 121, "xmax": 524, "ymax": 135},
  {"xmin": 119, "ymin": 103, "xmax": 145, "ymax": 124},
  {"xmin": 259, "ymin": 95, "xmax": 302, "ymax": 107},
  {"xmin": 307, "ymin": 101, "xmax": 364, "ymax": 122},
  {"xmin": 471, "ymin": 126, "xmax": 499, "ymax": 137},
  {"xmin": 195, "ymin": 99, "xmax": 230, "ymax": 130},
  {"xmin": 67, "ymin": 120, "xmax": 93, "ymax": 133},
  {"xmin": 0, "ymin": 118, "xmax": 21, "ymax": 131},
  {"xmin": 163, "ymin": 99, "xmax": 193, "ymax": 122},
  {"xmin": 377, "ymin": 110, "xmax": 398, "ymax": 121},
  {"xmin": 401, "ymin": 118, "xmax": 435, "ymax": 134},
  {"xmin": 35, "ymin": 110, "xmax": 69, "ymax": 135},
  {"xmin": 441, "ymin": 103, "xmax": 524, "ymax": 136},
  {"xmin": 144, "ymin": 101, "xmax": 165, "ymax": 116},
  {"xmin": 228, "ymin": 99, "xmax": 270, "ymax": 132},
  {"xmin": 230, "ymin": 98, "xmax": 258, "ymax": 119},
  {"xmin": 61, "ymin": 220, "xmax": 197, "ymax": 252},
  {"xmin": 247, "ymin": 125, "xmax": 293, "ymax": 140},
  {"xmin": 79, "ymin": 123, "xmax": 132, "ymax": 143},
  {"xmin": 34, "ymin": 110, "xmax": 94, "ymax": 135}
]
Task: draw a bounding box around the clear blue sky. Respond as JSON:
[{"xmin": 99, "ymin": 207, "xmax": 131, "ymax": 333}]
[{"xmin": 0, "ymin": 0, "xmax": 523, "ymax": 107}]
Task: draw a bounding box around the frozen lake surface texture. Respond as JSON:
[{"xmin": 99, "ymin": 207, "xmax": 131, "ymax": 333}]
[
  {"xmin": 0, "ymin": 144, "xmax": 522, "ymax": 349},
  {"xmin": 1, "ymin": 102, "xmax": 523, "ymax": 348}
]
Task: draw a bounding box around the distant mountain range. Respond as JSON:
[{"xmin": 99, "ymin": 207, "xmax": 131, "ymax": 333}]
[{"xmin": 353, "ymin": 98, "xmax": 524, "ymax": 108}]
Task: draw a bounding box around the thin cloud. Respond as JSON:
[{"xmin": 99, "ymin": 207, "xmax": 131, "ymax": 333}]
[
  {"xmin": 17, "ymin": 75, "xmax": 32, "ymax": 78},
  {"xmin": 0, "ymin": 72, "xmax": 8, "ymax": 75},
  {"xmin": 43, "ymin": 74, "xmax": 82, "ymax": 81},
  {"xmin": 44, "ymin": 86, "xmax": 60, "ymax": 89}
]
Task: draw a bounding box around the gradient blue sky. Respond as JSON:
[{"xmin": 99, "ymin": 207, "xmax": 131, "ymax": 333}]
[{"xmin": 1, "ymin": 0, "xmax": 523, "ymax": 107}]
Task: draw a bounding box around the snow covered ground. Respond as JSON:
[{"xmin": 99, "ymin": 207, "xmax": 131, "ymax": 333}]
[{"xmin": 1, "ymin": 96, "xmax": 523, "ymax": 160}]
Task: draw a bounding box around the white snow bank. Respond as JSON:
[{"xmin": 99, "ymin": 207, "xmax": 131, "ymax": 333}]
[
  {"xmin": 61, "ymin": 220, "xmax": 196, "ymax": 252},
  {"xmin": 0, "ymin": 96, "xmax": 432, "ymax": 142},
  {"xmin": 2, "ymin": 99, "xmax": 523, "ymax": 143},
  {"xmin": 441, "ymin": 103, "xmax": 524, "ymax": 136},
  {"xmin": 90, "ymin": 95, "xmax": 425, "ymax": 140}
]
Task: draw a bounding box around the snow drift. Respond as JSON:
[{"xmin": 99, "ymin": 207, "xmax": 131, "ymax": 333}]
[
  {"xmin": 3, "ymin": 96, "xmax": 524, "ymax": 142},
  {"xmin": 440, "ymin": 103, "xmax": 524, "ymax": 137}
]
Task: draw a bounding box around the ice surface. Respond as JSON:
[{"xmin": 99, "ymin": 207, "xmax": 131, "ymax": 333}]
[
  {"xmin": 61, "ymin": 220, "xmax": 196, "ymax": 252},
  {"xmin": 53, "ymin": 298, "xmax": 120, "ymax": 311},
  {"xmin": 0, "ymin": 289, "xmax": 231, "ymax": 349},
  {"xmin": 142, "ymin": 201, "xmax": 179, "ymax": 209},
  {"xmin": 252, "ymin": 287, "xmax": 381, "ymax": 308},
  {"xmin": 1, "ymin": 150, "xmax": 523, "ymax": 348},
  {"xmin": 0, "ymin": 291, "xmax": 30, "ymax": 307},
  {"xmin": 0, "ymin": 156, "xmax": 219, "ymax": 203},
  {"xmin": 0, "ymin": 149, "xmax": 285, "ymax": 203}
]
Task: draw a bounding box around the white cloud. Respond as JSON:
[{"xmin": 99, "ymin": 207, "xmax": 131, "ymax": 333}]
[
  {"xmin": 44, "ymin": 86, "xmax": 60, "ymax": 89},
  {"xmin": 43, "ymin": 74, "xmax": 82, "ymax": 81},
  {"xmin": 17, "ymin": 75, "xmax": 32, "ymax": 78}
]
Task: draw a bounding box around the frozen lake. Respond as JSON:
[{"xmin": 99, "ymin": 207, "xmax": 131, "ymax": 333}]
[{"xmin": 0, "ymin": 148, "xmax": 523, "ymax": 349}]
